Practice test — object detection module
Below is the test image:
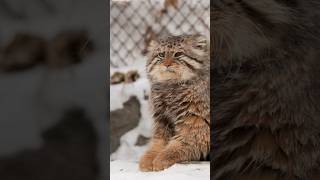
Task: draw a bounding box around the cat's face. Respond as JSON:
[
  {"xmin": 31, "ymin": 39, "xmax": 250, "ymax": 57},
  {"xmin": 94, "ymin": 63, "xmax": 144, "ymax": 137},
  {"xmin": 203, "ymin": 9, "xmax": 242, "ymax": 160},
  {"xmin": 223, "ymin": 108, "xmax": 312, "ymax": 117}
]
[
  {"xmin": 146, "ymin": 35, "xmax": 209, "ymax": 82},
  {"xmin": 211, "ymin": 0, "xmax": 295, "ymax": 66}
]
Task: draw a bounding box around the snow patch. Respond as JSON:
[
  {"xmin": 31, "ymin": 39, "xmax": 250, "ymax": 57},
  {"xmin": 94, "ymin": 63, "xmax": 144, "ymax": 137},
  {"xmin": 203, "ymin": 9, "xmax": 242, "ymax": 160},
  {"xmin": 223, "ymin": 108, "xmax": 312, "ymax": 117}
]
[
  {"xmin": 110, "ymin": 59, "xmax": 153, "ymax": 161},
  {"xmin": 110, "ymin": 160, "xmax": 210, "ymax": 180}
]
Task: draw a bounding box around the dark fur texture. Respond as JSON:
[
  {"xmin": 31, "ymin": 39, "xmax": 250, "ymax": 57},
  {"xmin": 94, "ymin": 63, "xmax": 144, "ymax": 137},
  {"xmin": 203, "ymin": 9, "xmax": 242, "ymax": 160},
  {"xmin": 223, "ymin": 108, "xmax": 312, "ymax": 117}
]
[{"xmin": 211, "ymin": 0, "xmax": 320, "ymax": 179}]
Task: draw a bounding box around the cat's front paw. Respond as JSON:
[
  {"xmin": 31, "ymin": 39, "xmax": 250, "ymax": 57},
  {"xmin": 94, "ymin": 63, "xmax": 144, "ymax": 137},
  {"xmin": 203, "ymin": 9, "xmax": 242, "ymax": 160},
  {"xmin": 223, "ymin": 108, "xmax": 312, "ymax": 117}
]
[
  {"xmin": 139, "ymin": 153, "xmax": 157, "ymax": 172},
  {"xmin": 152, "ymin": 154, "xmax": 175, "ymax": 171}
]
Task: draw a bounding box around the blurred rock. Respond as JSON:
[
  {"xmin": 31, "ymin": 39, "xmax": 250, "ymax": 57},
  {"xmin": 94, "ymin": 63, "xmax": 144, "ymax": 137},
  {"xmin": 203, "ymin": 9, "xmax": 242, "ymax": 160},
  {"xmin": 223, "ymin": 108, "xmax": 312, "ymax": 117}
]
[
  {"xmin": 47, "ymin": 30, "xmax": 94, "ymax": 68},
  {"xmin": 111, "ymin": 72, "xmax": 125, "ymax": 84},
  {"xmin": 0, "ymin": 107, "xmax": 99, "ymax": 180},
  {"xmin": 110, "ymin": 96, "xmax": 141, "ymax": 153},
  {"xmin": 111, "ymin": 70, "xmax": 140, "ymax": 85},
  {"xmin": 135, "ymin": 135, "xmax": 150, "ymax": 146},
  {"xmin": 0, "ymin": 33, "xmax": 47, "ymax": 72},
  {"xmin": 0, "ymin": 30, "xmax": 94, "ymax": 72},
  {"xmin": 124, "ymin": 70, "xmax": 139, "ymax": 83}
]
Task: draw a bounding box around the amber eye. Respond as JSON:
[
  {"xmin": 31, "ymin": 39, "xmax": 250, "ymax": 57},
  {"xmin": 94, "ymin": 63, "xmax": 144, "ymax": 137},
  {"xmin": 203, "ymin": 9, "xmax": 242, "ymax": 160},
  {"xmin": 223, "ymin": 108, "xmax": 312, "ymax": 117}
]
[
  {"xmin": 158, "ymin": 52, "xmax": 165, "ymax": 58},
  {"xmin": 174, "ymin": 52, "xmax": 183, "ymax": 58}
]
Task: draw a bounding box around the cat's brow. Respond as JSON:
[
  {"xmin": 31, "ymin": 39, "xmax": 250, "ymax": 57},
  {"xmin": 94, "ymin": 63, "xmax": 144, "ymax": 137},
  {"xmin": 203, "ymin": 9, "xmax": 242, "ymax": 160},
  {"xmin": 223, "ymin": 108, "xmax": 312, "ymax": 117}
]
[{"xmin": 183, "ymin": 54, "xmax": 203, "ymax": 64}]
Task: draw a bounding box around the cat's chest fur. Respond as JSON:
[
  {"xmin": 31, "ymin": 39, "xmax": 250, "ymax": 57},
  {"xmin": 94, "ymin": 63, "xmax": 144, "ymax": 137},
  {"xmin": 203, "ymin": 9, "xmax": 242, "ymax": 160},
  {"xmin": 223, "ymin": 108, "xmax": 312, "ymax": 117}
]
[{"xmin": 150, "ymin": 77, "xmax": 209, "ymax": 124}]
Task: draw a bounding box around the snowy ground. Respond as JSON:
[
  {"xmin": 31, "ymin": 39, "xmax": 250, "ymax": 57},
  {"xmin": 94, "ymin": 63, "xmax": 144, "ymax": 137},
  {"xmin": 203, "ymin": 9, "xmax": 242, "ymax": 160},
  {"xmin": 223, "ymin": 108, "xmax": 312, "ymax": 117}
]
[
  {"xmin": 110, "ymin": 60, "xmax": 152, "ymax": 161},
  {"xmin": 110, "ymin": 160, "xmax": 210, "ymax": 180}
]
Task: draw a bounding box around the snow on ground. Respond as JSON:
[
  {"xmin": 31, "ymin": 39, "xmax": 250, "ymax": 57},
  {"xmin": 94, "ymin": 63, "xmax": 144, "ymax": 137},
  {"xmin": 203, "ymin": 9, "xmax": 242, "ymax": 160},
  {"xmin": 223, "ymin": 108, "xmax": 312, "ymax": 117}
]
[
  {"xmin": 110, "ymin": 60, "xmax": 149, "ymax": 111},
  {"xmin": 110, "ymin": 59, "xmax": 153, "ymax": 161},
  {"xmin": 110, "ymin": 160, "xmax": 210, "ymax": 180}
]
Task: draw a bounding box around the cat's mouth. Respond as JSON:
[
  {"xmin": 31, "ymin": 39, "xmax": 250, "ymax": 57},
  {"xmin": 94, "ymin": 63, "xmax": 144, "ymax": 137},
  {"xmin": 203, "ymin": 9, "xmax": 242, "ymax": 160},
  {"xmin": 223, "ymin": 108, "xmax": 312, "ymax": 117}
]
[{"xmin": 163, "ymin": 67, "xmax": 175, "ymax": 73}]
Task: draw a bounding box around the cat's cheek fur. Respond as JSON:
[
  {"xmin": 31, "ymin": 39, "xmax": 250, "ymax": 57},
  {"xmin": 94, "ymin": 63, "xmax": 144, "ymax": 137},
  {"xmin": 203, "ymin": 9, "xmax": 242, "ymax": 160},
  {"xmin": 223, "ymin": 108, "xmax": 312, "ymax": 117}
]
[
  {"xmin": 189, "ymin": 48, "xmax": 207, "ymax": 57},
  {"xmin": 180, "ymin": 68, "xmax": 196, "ymax": 80},
  {"xmin": 149, "ymin": 64, "xmax": 195, "ymax": 82}
]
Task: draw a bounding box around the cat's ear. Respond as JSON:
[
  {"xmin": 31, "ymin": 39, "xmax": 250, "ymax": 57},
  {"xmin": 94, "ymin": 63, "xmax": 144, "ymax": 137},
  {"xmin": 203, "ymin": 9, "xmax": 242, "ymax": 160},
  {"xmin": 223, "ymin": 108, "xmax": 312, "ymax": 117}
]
[
  {"xmin": 192, "ymin": 34, "xmax": 208, "ymax": 51},
  {"xmin": 148, "ymin": 39, "xmax": 159, "ymax": 52}
]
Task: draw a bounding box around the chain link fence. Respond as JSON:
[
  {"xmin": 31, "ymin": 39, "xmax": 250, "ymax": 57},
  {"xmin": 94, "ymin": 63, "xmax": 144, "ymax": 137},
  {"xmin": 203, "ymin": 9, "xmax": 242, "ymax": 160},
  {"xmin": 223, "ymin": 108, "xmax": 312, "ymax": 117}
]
[{"xmin": 110, "ymin": 0, "xmax": 210, "ymax": 68}]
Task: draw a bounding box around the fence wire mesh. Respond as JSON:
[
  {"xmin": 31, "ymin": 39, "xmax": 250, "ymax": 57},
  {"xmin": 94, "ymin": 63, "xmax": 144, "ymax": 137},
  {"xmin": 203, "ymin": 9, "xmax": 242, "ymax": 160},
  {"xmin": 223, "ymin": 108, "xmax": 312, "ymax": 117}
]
[{"xmin": 110, "ymin": 0, "xmax": 210, "ymax": 67}]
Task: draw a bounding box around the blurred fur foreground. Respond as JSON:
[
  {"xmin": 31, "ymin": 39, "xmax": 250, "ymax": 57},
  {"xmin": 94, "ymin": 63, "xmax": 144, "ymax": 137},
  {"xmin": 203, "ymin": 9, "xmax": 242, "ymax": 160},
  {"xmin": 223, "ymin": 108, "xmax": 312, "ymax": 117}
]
[
  {"xmin": 0, "ymin": 108, "xmax": 98, "ymax": 180},
  {"xmin": 211, "ymin": 0, "xmax": 320, "ymax": 179}
]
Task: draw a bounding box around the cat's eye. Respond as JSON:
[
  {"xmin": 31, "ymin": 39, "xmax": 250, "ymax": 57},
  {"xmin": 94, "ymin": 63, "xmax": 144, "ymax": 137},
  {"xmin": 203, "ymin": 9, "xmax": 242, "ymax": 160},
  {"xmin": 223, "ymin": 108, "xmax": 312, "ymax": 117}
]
[
  {"xmin": 174, "ymin": 52, "xmax": 184, "ymax": 58},
  {"xmin": 158, "ymin": 52, "xmax": 165, "ymax": 58},
  {"xmin": 196, "ymin": 45, "xmax": 204, "ymax": 49}
]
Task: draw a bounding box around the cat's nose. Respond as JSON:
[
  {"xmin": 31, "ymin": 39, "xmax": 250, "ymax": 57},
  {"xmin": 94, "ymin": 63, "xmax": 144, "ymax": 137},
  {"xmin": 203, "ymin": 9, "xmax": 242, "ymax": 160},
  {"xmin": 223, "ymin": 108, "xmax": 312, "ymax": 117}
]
[{"xmin": 163, "ymin": 58, "xmax": 173, "ymax": 67}]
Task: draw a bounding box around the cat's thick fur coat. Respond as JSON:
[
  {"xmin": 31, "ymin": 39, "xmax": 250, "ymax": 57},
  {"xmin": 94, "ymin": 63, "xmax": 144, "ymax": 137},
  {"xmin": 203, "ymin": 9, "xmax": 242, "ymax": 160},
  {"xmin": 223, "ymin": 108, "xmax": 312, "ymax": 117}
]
[
  {"xmin": 139, "ymin": 35, "xmax": 210, "ymax": 171},
  {"xmin": 211, "ymin": 0, "xmax": 320, "ymax": 179}
]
